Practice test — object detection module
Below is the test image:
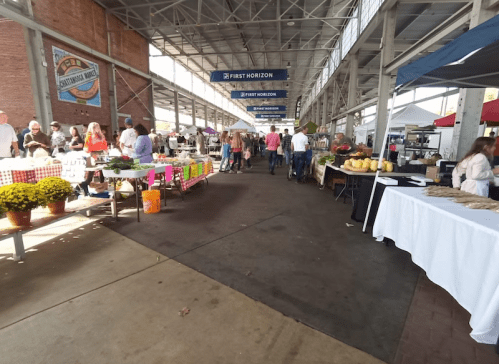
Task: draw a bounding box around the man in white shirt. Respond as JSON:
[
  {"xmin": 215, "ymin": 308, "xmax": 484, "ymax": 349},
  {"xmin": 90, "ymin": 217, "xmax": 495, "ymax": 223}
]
[
  {"xmin": 291, "ymin": 126, "xmax": 309, "ymax": 183},
  {"xmin": 0, "ymin": 111, "xmax": 20, "ymax": 158},
  {"xmin": 119, "ymin": 118, "xmax": 137, "ymax": 157}
]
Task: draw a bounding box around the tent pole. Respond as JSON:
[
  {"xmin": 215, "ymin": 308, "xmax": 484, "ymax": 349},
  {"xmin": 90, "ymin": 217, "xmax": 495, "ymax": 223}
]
[{"xmin": 362, "ymin": 90, "xmax": 399, "ymax": 233}]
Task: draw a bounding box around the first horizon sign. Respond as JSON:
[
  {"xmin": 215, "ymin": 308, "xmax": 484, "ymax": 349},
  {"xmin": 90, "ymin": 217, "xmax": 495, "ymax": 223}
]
[{"xmin": 211, "ymin": 69, "xmax": 288, "ymax": 82}]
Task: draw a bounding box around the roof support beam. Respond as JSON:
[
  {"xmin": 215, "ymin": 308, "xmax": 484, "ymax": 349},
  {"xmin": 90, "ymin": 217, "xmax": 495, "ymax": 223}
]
[{"xmin": 385, "ymin": 3, "xmax": 472, "ymax": 73}]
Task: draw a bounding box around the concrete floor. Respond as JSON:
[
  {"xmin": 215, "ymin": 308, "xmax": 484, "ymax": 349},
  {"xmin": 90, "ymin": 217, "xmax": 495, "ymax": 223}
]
[
  {"xmin": 1, "ymin": 157, "xmax": 496, "ymax": 363},
  {"xmin": 0, "ymin": 217, "xmax": 383, "ymax": 364}
]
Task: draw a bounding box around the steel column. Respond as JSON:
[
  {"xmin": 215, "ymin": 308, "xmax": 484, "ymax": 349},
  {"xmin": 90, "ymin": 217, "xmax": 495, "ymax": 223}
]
[
  {"xmin": 374, "ymin": 7, "xmax": 397, "ymax": 154},
  {"xmin": 174, "ymin": 91, "xmax": 180, "ymax": 133},
  {"xmin": 346, "ymin": 52, "xmax": 359, "ymax": 139}
]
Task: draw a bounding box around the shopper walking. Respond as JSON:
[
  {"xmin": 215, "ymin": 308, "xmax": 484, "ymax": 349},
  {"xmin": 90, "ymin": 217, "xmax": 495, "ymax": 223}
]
[
  {"xmin": 132, "ymin": 124, "xmax": 153, "ymax": 163},
  {"xmin": 196, "ymin": 128, "xmax": 206, "ymax": 154},
  {"xmin": 276, "ymin": 134, "xmax": 284, "ymax": 167},
  {"xmin": 265, "ymin": 126, "xmax": 280, "ymax": 175},
  {"xmin": 291, "ymin": 126, "xmax": 309, "ymax": 183},
  {"xmin": 68, "ymin": 126, "xmax": 84, "ymax": 151},
  {"xmin": 0, "ymin": 111, "xmax": 20, "ymax": 158},
  {"xmin": 282, "ymin": 128, "xmax": 293, "ymax": 165},
  {"xmin": 148, "ymin": 128, "xmax": 159, "ymax": 153},
  {"xmin": 50, "ymin": 121, "xmax": 66, "ymax": 155},
  {"xmin": 219, "ymin": 131, "xmax": 231, "ymax": 172},
  {"xmin": 119, "ymin": 118, "xmax": 137, "ymax": 157},
  {"xmin": 169, "ymin": 133, "xmax": 178, "ymax": 157},
  {"xmin": 259, "ymin": 136, "xmax": 266, "ymax": 157},
  {"xmin": 230, "ymin": 132, "xmax": 243, "ymax": 174},
  {"xmin": 244, "ymin": 146, "xmax": 252, "ymax": 169}
]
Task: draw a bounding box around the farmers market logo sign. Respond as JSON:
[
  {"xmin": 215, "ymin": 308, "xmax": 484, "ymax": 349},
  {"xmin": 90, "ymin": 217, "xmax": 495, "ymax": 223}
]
[{"xmin": 52, "ymin": 46, "xmax": 101, "ymax": 107}]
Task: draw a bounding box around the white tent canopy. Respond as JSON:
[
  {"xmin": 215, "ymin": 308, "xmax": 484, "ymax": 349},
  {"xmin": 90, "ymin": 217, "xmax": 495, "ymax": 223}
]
[
  {"xmin": 180, "ymin": 125, "xmax": 198, "ymax": 136},
  {"xmin": 226, "ymin": 119, "xmax": 257, "ymax": 133},
  {"xmin": 354, "ymin": 104, "xmax": 441, "ymax": 143}
]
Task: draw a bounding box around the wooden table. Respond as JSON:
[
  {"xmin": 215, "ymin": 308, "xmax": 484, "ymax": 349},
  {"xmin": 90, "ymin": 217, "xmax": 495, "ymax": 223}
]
[{"xmin": 0, "ymin": 198, "xmax": 116, "ymax": 261}]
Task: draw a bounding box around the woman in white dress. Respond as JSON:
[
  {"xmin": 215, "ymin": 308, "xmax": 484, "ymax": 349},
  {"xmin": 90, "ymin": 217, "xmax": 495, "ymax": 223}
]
[{"xmin": 452, "ymin": 137, "xmax": 499, "ymax": 196}]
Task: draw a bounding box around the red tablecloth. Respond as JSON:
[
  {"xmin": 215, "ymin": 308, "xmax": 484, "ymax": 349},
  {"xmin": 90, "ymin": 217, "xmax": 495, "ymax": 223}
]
[
  {"xmin": 173, "ymin": 164, "xmax": 214, "ymax": 191},
  {"xmin": 34, "ymin": 165, "xmax": 63, "ymax": 182}
]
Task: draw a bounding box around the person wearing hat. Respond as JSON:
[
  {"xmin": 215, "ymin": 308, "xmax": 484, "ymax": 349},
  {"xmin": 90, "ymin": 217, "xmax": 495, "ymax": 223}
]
[
  {"xmin": 119, "ymin": 117, "xmax": 137, "ymax": 157},
  {"xmin": 50, "ymin": 121, "xmax": 66, "ymax": 154}
]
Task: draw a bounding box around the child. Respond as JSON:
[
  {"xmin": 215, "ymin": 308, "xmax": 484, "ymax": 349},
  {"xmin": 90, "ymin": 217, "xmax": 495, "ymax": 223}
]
[
  {"xmin": 244, "ymin": 147, "xmax": 252, "ymax": 169},
  {"xmin": 220, "ymin": 137, "xmax": 231, "ymax": 172}
]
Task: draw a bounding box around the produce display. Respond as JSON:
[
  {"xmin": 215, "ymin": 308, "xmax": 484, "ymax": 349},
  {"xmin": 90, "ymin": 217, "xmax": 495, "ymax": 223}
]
[
  {"xmin": 343, "ymin": 158, "xmax": 394, "ymax": 173},
  {"xmin": 318, "ymin": 155, "xmax": 335, "ymax": 165},
  {"xmin": 104, "ymin": 156, "xmax": 154, "ymax": 174},
  {"xmin": 332, "ymin": 144, "xmax": 351, "ymax": 154}
]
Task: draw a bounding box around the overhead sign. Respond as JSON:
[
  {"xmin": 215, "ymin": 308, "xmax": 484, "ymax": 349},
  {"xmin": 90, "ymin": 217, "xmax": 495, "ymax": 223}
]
[
  {"xmin": 247, "ymin": 105, "xmax": 286, "ymax": 112},
  {"xmin": 231, "ymin": 90, "xmax": 287, "ymax": 99},
  {"xmin": 211, "ymin": 69, "xmax": 288, "ymax": 82},
  {"xmin": 295, "ymin": 96, "xmax": 302, "ymax": 120},
  {"xmin": 256, "ymin": 114, "xmax": 287, "ymax": 119},
  {"xmin": 52, "ymin": 46, "xmax": 101, "ymax": 107}
]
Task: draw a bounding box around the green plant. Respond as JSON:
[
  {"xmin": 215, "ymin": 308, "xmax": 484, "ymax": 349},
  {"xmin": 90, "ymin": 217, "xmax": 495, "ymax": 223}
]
[
  {"xmin": 37, "ymin": 177, "xmax": 73, "ymax": 204},
  {"xmin": 0, "ymin": 183, "xmax": 42, "ymax": 212},
  {"xmin": 104, "ymin": 156, "xmax": 134, "ymax": 174}
]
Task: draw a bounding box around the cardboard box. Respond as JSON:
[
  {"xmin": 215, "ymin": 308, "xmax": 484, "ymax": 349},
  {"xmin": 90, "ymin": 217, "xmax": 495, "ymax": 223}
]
[{"xmin": 426, "ymin": 166, "xmax": 440, "ymax": 180}]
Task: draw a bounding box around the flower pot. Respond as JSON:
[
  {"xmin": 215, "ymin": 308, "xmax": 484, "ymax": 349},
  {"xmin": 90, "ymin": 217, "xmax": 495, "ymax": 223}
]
[
  {"xmin": 6, "ymin": 210, "xmax": 32, "ymax": 227},
  {"xmin": 48, "ymin": 200, "xmax": 66, "ymax": 214}
]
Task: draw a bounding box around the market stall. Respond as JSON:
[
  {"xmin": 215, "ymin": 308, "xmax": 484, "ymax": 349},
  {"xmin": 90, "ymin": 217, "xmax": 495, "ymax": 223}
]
[
  {"xmin": 373, "ymin": 187, "xmax": 499, "ymax": 344},
  {"xmin": 369, "ymin": 13, "xmax": 499, "ymax": 348}
]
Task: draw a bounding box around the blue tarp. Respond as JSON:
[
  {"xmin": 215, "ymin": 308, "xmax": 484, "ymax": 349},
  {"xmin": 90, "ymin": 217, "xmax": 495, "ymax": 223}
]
[{"xmin": 396, "ymin": 14, "xmax": 499, "ymax": 88}]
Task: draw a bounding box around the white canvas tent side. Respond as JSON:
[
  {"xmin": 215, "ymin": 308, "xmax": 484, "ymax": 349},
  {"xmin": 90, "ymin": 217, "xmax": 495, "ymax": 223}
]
[
  {"xmin": 226, "ymin": 120, "xmax": 257, "ymax": 133},
  {"xmin": 354, "ymin": 104, "xmax": 441, "ymax": 144},
  {"xmin": 180, "ymin": 125, "xmax": 198, "ymax": 136}
]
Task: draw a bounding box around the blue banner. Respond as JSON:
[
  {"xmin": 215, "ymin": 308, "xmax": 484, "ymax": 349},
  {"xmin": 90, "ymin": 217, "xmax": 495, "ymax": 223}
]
[
  {"xmin": 231, "ymin": 90, "xmax": 287, "ymax": 99},
  {"xmin": 256, "ymin": 114, "xmax": 287, "ymax": 119},
  {"xmin": 247, "ymin": 105, "xmax": 286, "ymax": 112},
  {"xmin": 211, "ymin": 69, "xmax": 288, "ymax": 82}
]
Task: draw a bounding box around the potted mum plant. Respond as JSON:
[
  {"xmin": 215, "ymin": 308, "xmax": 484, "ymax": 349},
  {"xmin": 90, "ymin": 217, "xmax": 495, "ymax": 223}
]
[
  {"xmin": 0, "ymin": 183, "xmax": 41, "ymax": 226},
  {"xmin": 37, "ymin": 177, "xmax": 73, "ymax": 214}
]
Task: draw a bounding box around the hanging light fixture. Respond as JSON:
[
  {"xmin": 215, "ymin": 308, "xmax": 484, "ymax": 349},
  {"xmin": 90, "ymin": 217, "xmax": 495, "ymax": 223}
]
[{"xmin": 286, "ymin": 62, "xmax": 291, "ymax": 68}]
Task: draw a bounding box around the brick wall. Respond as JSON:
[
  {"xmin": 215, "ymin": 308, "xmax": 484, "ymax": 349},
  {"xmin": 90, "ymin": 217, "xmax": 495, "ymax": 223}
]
[
  {"xmin": 0, "ymin": 20, "xmax": 36, "ymax": 130},
  {"xmin": 32, "ymin": 0, "xmax": 149, "ymax": 73}
]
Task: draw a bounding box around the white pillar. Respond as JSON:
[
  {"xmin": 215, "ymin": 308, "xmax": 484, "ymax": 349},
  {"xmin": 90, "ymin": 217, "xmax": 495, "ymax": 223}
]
[
  {"xmin": 174, "ymin": 91, "xmax": 180, "ymax": 133},
  {"xmin": 322, "ymin": 91, "xmax": 328, "ymax": 128},
  {"xmin": 192, "ymin": 98, "xmax": 196, "ymax": 126}
]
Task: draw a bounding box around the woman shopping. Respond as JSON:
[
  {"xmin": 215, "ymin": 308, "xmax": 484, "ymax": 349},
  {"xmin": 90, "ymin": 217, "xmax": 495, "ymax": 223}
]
[
  {"xmin": 68, "ymin": 126, "xmax": 84, "ymax": 151},
  {"xmin": 132, "ymin": 124, "xmax": 153, "ymax": 163},
  {"xmin": 230, "ymin": 132, "xmax": 243, "ymax": 174},
  {"xmin": 452, "ymin": 137, "xmax": 499, "ymax": 196},
  {"xmin": 81, "ymin": 122, "xmax": 108, "ymax": 195},
  {"xmin": 50, "ymin": 121, "xmax": 66, "ymax": 154}
]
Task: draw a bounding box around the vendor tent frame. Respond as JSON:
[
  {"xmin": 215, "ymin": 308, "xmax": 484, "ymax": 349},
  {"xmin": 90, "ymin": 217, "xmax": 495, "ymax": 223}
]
[{"xmin": 364, "ymin": 13, "xmax": 499, "ymax": 233}]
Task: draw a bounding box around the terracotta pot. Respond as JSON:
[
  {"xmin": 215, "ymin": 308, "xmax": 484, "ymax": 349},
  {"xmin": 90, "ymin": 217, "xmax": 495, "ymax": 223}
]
[
  {"xmin": 48, "ymin": 200, "xmax": 65, "ymax": 214},
  {"xmin": 6, "ymin": 210, "xmax": 32, "ymax": 227}
]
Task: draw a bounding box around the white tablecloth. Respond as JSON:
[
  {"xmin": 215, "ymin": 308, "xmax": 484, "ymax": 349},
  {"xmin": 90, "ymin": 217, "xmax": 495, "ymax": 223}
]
[{"xmin": 373, "ymin": 187, "xmax": 499, "ymax": 344}]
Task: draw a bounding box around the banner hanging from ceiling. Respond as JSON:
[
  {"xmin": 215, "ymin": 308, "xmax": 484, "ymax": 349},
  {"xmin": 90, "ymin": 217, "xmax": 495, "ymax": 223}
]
[
  {"xmin": 255, "ymin": 114, "xmax": 286, "ymax": 119},
  {"xmin": 231, "ymin": 90, "xmax": 287, "ymax": 99},
  {"xmin": 211, "ymin": 69, "xmax": 288, "ymax": 82},
  {"xmin": 295, "ymin": 96, "xmax": 302, "ymax": 120},
  {"xmin": 52, "ymin": 46, "xmax": 101, "ymax": 107},
  {"xmin": 247, "ymin": 105, "xmax": 286, "ymax": 112}
]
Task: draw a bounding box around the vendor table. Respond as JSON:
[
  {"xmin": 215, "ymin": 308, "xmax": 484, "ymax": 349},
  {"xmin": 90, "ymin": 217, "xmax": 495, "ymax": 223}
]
[
  {"xmin": 172, "ymin": 163, "xmax": 214, "ymax": 200},
  {"xmin": 373, "ymin": 187, "xmax": 499, "ymax": 345},
  {"xmin": 0, "ymin": 197, "xmax": 116, "ymax": 261},
  {"xmin": 102, "ymin": 165, "xmax": 169, "ymax": 222},
  {"xmin": 327, "ymin": 164, "xmax": 420, "ymax": 203}
]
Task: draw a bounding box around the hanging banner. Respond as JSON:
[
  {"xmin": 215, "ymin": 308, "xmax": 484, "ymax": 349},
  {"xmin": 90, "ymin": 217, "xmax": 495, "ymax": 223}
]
[
  {"xmin": 210, "ymin": 69, "xmax": 288, "ymax": 83},
  {"xmin": 256, "ymin": 114, "xmax": 286, "ymax": 119},
  {"xmin": 247, "ymin": 106, "xmax": 286, "ymax": 112},
  {"xmin": 231, "ymin": 90, "xmax": 287, "ymax": 99},
  {"xmin": 295, "ymin": 96, "xmax": 302, "ymax": 120},
  {"xmin": 52, "ymin": 46, "xmax": 101, "ymax": 107}
]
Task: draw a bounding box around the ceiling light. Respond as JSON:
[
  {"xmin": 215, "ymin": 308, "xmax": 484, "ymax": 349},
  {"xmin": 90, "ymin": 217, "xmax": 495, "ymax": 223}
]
[
  {"xmin": 286, "ymin": 62, "xmax": 291, "ymax": 68},
  {"xmin": 287, "ymin": 16, "xmax": 294, "ymax": 26},
  {"xmin": 288, "ymin": 44, "xmax": 292, "ymax": 49}
]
